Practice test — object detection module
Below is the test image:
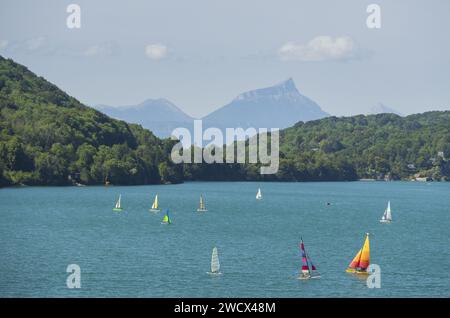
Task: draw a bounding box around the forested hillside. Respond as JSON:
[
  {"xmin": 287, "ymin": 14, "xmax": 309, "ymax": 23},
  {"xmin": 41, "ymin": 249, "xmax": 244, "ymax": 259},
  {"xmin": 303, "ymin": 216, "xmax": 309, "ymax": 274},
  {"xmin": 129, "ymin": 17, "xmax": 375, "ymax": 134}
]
[
  {"xmin": 182, "ymin": 111, "xmax": 450, "ymax": 182},
  {"xmin": 276, "ymin": 112, "xmax": 450, "ymax": 181},
  {"xmin": 0, "ymin": 55, "xmax": 182, "ymax": 186}
]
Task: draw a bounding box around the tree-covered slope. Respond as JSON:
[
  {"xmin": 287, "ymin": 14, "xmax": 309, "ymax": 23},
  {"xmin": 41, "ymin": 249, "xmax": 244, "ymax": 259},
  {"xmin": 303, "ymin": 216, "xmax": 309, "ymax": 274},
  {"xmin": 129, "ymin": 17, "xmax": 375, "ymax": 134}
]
[
  {"xmin": 184, "ymin": 112, "xmax": 450, "ymax": 182},
  {"xmin": 0, "ymin": 55, "xmax": 182, "ymax": 186},
  {"xmin": 276, "ymin": 112, "xmax": 450, "ymax": 181}
]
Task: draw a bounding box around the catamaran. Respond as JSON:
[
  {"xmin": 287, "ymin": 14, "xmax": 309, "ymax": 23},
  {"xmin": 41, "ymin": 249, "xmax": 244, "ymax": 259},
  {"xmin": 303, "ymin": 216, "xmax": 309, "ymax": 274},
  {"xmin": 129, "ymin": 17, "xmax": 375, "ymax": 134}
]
[
  {"xmin": 197, "ymin": 195, "xmax": 208, "ymax": 212},
  {"xmin": 346, "ymin": 233, "xmax": 370, "ymax": 274},
  {"xmin": 380, "ymin": 201, "xmax": 392, "ymax": 223},
  {"xmin": 150, "ymin": 194, "xmax": 160, "ymax": 212},
  {"xmin": 161, "ymin": 209, "xmax": 172, "ymax": 225},
  {"xmin": 298, "ymin": 237, "xmax": 320, "ymax": 279},
  {"xmin": 256, "ymin": 188, "xmax": 262, "ymax": 200},
  {"xmin": 112, "ymin": 194, "xmax": 123, "ymax": 212},
  {"xmin": 207, "ymin": 247, "xmax": 221, "ymax": 275}
]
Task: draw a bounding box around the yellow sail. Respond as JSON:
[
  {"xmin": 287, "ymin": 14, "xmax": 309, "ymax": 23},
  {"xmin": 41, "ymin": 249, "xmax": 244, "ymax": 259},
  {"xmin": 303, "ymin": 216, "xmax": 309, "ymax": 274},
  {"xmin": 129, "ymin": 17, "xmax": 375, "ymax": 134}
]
[
  {"xmin": 161, "ymin": 209, "xmax": 171, "ymax": 224},
  {"xmin": 346, "ymin": 233, "xmax": 370, "ymax": 273},
  {"xmin": 197, "ymin": 195, "xmax": 207, "ymax": 211},
  {"xmin": 359, "ymin": 234, "xmax": 370, "ymax": 269},
  {"xmin": 199, "ymin": 196, "xmax": 204, "ymax": 209}
]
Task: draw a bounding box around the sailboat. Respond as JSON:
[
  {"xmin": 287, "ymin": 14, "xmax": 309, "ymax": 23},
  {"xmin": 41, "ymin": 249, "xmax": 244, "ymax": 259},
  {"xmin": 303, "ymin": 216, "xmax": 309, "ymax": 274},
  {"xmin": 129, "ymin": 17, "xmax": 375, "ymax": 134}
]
[
  {"xmin": 298, "ymin": 237, "xmax": 321, "ymax": 279},
  {"xmin": 161, "ymin": 209, "xmax": 172, "ymax": 225},
  {"xmin": 380, "ymin": 201, "xmax": 392, "ymax": 223},
  {"xmin": 112, "ymin": 194, "xmax": 123, "ymax": 212},
  {"xmin": 256, "ymin": 188, "xmax": 262, "ymax": 200},
  {"xmin": 150, "ymin": 194, "xmax": 160, "ymax": 212},
  {"xmin": 207, "ymin": 247, "xmax": 221, "ymax": 275},
  {"xmin": 346, "ymin": 233, "xmax": 370, "ymax": 274},
  {"xmin": 197, "ymin": 195, "xmax": 208, "ymax": 212}
]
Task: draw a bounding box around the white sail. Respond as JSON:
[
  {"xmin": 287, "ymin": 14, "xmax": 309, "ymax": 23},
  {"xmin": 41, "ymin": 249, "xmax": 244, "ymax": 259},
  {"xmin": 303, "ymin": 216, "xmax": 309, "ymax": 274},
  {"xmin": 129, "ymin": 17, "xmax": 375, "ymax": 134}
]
[
  {"xmin": 256, "ymin": 188, "xmax": 262, "ymax": 199},
  {"xmin": 151, "ymin": 194, "xmax": 158, "ymax": 209},
  {"xmin": 380, "ymin": 200, "xmax": 392, "ymax": 222},
  {"xmin": 385, "ymin": 201, "xmax": 392, "ymax": 221},
  {"xmin": 211, "ymin": 247, "xmax": 220, "ymax": 273},
  {"xmin": 115, "ymin": 195, "xmax": 121, "ymax": 209}
]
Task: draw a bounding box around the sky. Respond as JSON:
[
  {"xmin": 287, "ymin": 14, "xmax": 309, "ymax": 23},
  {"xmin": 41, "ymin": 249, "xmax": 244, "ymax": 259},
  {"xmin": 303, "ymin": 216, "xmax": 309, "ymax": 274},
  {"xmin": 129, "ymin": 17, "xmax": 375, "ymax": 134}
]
[{"xmin": 0, "ymin": 0, "xmax": 449, "ymax": 118}]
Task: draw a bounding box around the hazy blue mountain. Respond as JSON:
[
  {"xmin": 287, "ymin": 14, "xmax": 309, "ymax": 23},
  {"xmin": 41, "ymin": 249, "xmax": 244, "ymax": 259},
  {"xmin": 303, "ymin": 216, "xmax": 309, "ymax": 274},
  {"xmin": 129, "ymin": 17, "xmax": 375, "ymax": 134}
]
[
  {"xmin": 94, "ymin": 99, "xmax": 195, "ymax": 138},
  {"xmin": 369, "ymin": 102, "xmax": 403, "ymax": 116},
  {"xmin": 95, "ymin": 78, "xmax": 329, "ymax": 141},
  {"xmin": 202, "ymin": 78, "xmax": 329, "ymax": 136}
]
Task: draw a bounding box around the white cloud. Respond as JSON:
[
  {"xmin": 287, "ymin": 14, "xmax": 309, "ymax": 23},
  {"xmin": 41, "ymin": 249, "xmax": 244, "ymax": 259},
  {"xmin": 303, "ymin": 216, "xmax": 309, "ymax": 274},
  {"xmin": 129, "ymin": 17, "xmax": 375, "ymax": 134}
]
[
  {"xmin": 83, "ymin": 41, "xmax": 120, "ymax": 57},
  {"xmin": 145, "ymin": 43, "xmax": 168, "ymax": 60},
  {"xmin": 278, "ymin": 36, "xmax": 358, "ymax": 62},
  {"xmin": 1, "ymin": 37, "xmax": 52, "ymax": 54},
  {"xmin": 0, "ymin": 40, "xmax": 8, "ymax": 50},
  {"xmin": 26, "ymin": 36, "xmax": 45, "ymax": 51}
]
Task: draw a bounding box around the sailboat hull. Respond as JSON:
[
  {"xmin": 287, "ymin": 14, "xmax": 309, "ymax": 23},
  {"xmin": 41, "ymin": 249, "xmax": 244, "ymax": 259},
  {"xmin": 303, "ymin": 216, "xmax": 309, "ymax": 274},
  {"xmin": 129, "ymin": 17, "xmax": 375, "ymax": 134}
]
[
  {"xmin": 207, "ymin": 271, "xmax": 222, "ymax": 276},
  {"xmin": 197, "ymin": 208, "xmax": 208, "ymax": 212},
  {"xmin": 379, "ymin": 219, "xmax": 392, "ymax": 223},
  {"xmin": 346, "ymin": 268, "xmax": 369, "ymax": 275},
  {"xmin": 298, "ymin": 275, "xmax": 321, "ymax": 280},
  {"xmin": 112, "ymin": 208, "xmax": 123, "ymax": 212},
  {"xmin": 298, "ymin": 275, "xmax": 309, "ymax": 280},
  {"xmin": 150, "ymin": 209, "xmax": 160, "ymax": 212}
]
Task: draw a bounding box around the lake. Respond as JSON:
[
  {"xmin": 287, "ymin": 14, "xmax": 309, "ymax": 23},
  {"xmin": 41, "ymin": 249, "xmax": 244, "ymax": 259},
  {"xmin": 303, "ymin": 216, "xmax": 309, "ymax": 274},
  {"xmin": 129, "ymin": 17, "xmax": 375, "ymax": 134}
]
[{"xmin": 0, "ymin": 181, "xmax": 449, "ymax": 297}]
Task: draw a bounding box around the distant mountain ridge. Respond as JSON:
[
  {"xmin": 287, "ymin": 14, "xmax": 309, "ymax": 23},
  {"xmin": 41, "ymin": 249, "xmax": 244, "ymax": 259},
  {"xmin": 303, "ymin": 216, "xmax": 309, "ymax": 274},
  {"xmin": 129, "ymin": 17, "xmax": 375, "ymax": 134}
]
[
  {"xmin": 369, "ymin": 102, "xmax": 403, "ymax": 116},
  {"xmin": 96, "ymin": 78, "xmax": 329, "ymax": 139},
  {"xmin": 202, "ymin": 78, "xmax": 329, "ymax": 135},
  {"xmin": 94, "ymin": 99, "xmax": 195, "ymax": 138}
]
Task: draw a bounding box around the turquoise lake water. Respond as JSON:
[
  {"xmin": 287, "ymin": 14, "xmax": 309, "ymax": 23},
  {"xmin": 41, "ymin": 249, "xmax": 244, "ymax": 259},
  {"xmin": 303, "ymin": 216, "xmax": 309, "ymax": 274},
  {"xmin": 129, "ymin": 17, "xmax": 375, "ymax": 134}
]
[{"xmin": 0, "ymin": 181, "xmax": 449, "ymax": 297}]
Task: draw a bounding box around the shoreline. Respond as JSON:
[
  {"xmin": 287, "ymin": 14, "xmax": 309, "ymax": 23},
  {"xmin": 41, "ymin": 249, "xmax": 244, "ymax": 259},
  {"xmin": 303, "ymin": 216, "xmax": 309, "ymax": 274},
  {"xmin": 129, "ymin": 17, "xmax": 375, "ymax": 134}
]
[{"xmin": 1, "ymin": 179, "xmax": 446, "ymax": 189}]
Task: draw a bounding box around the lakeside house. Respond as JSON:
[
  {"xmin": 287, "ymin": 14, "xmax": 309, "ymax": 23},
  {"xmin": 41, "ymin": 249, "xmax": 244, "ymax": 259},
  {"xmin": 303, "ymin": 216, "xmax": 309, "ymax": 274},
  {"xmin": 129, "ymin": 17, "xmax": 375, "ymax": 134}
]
[{"xmin": 413, "ymin": 177, "xmax": 430, "ymax": 182}]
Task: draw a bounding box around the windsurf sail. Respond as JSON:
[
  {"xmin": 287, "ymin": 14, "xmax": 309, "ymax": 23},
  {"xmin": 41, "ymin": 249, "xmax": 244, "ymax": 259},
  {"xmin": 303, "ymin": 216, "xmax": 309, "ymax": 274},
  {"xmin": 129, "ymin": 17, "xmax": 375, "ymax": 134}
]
[
  {"xmin": 256, "ymin": 188, "xmax": 262, "ymax": 200},
  {"xmin": 162, "ymin": 209, "xmax": 171, "ymax": 224},
  {"xmin": 211, "ymin": 247, "xmax": 220, "ymax": 273}
]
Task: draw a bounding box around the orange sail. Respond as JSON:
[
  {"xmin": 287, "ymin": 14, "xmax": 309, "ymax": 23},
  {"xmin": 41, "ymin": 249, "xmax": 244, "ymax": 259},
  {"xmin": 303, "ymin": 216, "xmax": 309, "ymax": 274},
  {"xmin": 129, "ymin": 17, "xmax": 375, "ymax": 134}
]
[
  {"xmin": 346, "ymin": 233, "xmax": 370, "ymax": 273},
  {"xmin": 348, "ymin": 248, "xmax": 362, "ymax": 269}
]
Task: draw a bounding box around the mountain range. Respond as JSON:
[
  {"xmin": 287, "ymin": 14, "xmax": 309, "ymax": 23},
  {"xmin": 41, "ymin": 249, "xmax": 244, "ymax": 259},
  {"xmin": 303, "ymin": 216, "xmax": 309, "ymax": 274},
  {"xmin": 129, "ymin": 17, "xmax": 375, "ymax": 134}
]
[
  {"xmin": 94, "ymin": 78, "xmax": 329, "ymax": 139},
  {"xmin": 95, "ymin": 99, "xmax": 194, "ymax": 138}
]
